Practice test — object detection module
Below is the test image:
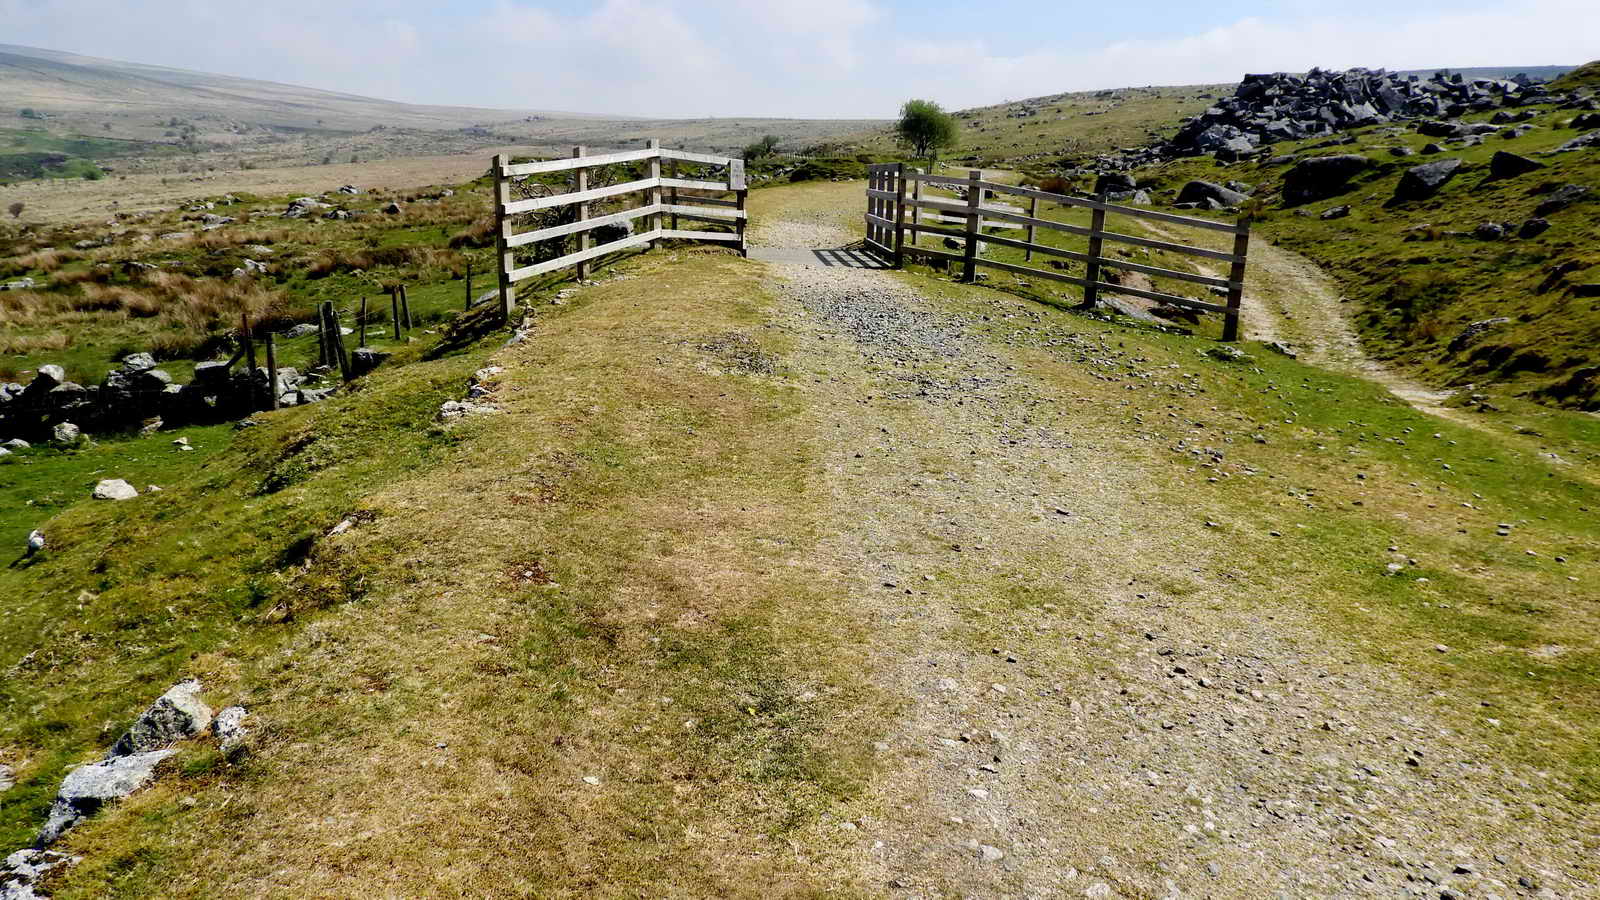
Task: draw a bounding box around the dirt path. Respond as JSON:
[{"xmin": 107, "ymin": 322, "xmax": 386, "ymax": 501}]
[{"xmin": 748, "ymin": 213, "xmax": 1591, "ymax": 896}]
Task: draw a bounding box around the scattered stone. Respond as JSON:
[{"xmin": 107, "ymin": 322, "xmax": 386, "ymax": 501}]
[
  {"xmin": 1283, "ymin": 154, "xmax": 1371, "ymax": 205},
  {"xmin": 211, "ymin": 706, "xmax": 249, "ymax": 754},
  {"xmin": 1519, "ymin": 218, "xmax": 1551, "ymax": 238},
  {"xmin": 1533, "ymin": 184, "xmax": 1590, "ymax": 218},
  {"xmin": 1392, "ymin": 158, "xmax": 1462, "ymax": 203},
  {"xmin": 1176, "ymin": 180, "xmax": 1248, "ymax": 208},
  {"xmin": 1320, "ymin": 205, "xmax": 1351, "ymax": 220},
  {"xmin": 1488, "ymin": 150, "xmax": 1545, "ymax": 178}
]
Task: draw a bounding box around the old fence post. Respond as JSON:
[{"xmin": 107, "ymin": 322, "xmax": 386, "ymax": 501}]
[
  {"xmin": 265, "ymin": 332, "xmax": 279, "ymax": 411},
  {"xmin": 961, "ymin": 169, "xmax": 982, "ymax": 283},
  {"xmin": 646, "ymin": 138, "xmax": 661, "ymax": 248},
  {"xmin": 401, "ymin": 284, "xmax": 413, "ymax": 330},
  {"xmin": 240, "ymin": 312, "xmax": 258, "ymax": 410},
  {"xmin": 668, "ymin": 156, "xmax": 679, "ymax": 231},
  {"xmin": 464, "ymin": 261, "xmax": 473, "ymax": 310},
  {"xmin": 390, "ymin": 287, "xmax": 403, "ymax": 341},
  {"xmin": 1224, "ymin": 215, "xmax": 1252, "ymax": 342},
  {"xmin": 324, "ymin": 302, "xmax": 350, "ymax": 382},
  {"xmin": 573, "ymin": 146, "xmax": 590, "ymax": 281},
  {"xmin": 1025, "ymin": 195, "xmax": 1039, "ymax": 262},
  {"xmin": 1081, "ymin": 193, "xmax": 1108, "ymax": 310},
  {"xmin": 359, "ymin": 296, "xmax": 368, "ymax": 347},
  {"xmin": 892, "ymin": 162, "xmax": 907, "ymax": 269},
  {"xmin": 493, "ymin": 153, "xmax": 514, "ymax": 320},
  {"xmin": 731, "ymin": 158, "xmax": 748, "ymax": 258}
]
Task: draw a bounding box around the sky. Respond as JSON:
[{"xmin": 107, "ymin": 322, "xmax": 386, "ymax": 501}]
[{"xmin": 2, "ymin": 0, "xmax": 1596, "ymax": 118}]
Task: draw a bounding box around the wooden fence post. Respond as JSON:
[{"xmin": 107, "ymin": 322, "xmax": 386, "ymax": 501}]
[
  {"xmin": 325, "ymin": 302, "xmax": 350, "ymax": 382},
  {"xmin": 1081, "ymin": 194, "xmax": 1108, "ymax": 310},
  {"xmin": 240, "ymin": 312, "xmax": 258, "ymax": 410},
  {"xmin": 961, "ymin": 169, "xmax": 982, "ymax": 283},
  {"xmin": 359, "ymin": 296, "xmax": 368, "ymax": 347},
  {"xmin": 573, "ymin": 146, "xmax": 590, "ymax": 281},
  {"xmin": 265, "ymin": 332, "xmax": 279, "ymax": 411},
  {"xmin": 892, "ymin": 162, "xmax": 907, "ymax": 269},
  {"xmin": 401, "ymin": 284, "xmax": 413, "ymax": 330},
  {"xmin": 493, "ymin": 153, "xmax": 514, "ymax": 320},
  {"xmin": 1223, "ymin": 216, "xmax": 1252, "ymax": 342},
  {"xmin": 731, "ymin": 158, "xmax": 747, "ymax": 258},
  {"xmin": 316, "ymin": 306, "xmax": 330, "ymax": 368},
  {"xmin": 910, "ymin": 168, "xmax": 922, "ymax": 245},
  {"xmin": 668, "ymin": 157, "xmax": 679, "ymax": 231},
  {"xmin": 1025, "ymin": 195, "xmax": 1038, "ymax": 262},
  {"xmin": 464, "ymin": 261, "xmax": 473, "ymax": 310},
  {"xmin": 646, "ymin": 139, "xmax": 661, "ymax": 248}
]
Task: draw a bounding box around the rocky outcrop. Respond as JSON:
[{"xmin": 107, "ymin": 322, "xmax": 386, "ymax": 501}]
[{"xmin": 0, "ymin": 336, "xmax": 378, "ymax": 441}]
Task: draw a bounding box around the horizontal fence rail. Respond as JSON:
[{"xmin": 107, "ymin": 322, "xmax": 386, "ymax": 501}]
[
  {"xmin": 864, "ymin": 164, "xmax": 1251, "ymax": 340},
  {"xmin": 494, "ymin": 141, "xmax": 748, "ymax": 317}
]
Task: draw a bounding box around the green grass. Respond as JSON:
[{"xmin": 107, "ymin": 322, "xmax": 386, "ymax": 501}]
[
  {"xmin": 1127, "ymin": 98, "xmax": 1600, "ymax": 408},
  {"xmin": 0, "ymin": 128, "xmax": 172, "ymax": 184},
  {"xmin": 0, "ymin": 306, "xmax": 504, "ymax": 852}
]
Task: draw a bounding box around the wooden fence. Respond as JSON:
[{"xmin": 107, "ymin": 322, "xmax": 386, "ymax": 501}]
[
  {"xmin": 864, "ymin": 164, "xmax": 1251, "ymax": 341},
  {"xmin": 493, "ymin": 141, "xmax": 747, "ymax": 317}
]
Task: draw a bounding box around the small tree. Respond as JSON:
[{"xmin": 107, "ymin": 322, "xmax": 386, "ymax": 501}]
[
  {"xmin": 743, "ymin": 134, "xmax": 781, "ymax": 160},
  {"xmin": 895, "ymin": 99, "xmax": 959, "ymax": 161},
  {"xmin": 7, "ymin": 201, "xmax": 23, "ymax": 219}
]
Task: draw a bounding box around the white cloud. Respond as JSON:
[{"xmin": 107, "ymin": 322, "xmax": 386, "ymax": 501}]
[{"xmin": 887, "ymin": 3, "xmax": 1600, "ymax": 110}]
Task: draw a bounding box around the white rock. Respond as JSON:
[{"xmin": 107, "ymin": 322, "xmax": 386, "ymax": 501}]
[{"xmin": 92, "ymin": 479, "xmax": 138, "ymax": 501}]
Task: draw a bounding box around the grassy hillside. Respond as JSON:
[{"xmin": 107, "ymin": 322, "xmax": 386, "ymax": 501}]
[
  {"xmin": 841, "ymin": 85, "xmax": 1225, "ymax": 167},
  {"xmin": 1552, "ymin": 61, "xmax": 1600, "ymax": 91},
  {"xmin": 1127, "ymin": 95, "xmax": 1600, "ymax": 409}
]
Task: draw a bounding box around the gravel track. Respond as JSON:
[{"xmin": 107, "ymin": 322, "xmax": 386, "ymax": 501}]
[{"xmin": 755, "ymin": 251, "xmax": 1592, "ymax": 898}]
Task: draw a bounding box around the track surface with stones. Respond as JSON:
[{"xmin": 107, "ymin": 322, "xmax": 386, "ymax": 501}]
[{"xmin": 748, "ymin": 203, "xmax": 1591, "ymax": 897}]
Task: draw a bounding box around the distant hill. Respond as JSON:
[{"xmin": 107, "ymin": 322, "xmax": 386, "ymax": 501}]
[
  {"xmin": 0, "ymin": 43, "xmax": 560, "ymax": 133},
  {"xmin": 0, "ymin": 44, "xmax": 884, "ymax": 178}
]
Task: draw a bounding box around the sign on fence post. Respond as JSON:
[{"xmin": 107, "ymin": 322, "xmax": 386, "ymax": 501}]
[
  {"xmin": 961, "ymin": 170, "xmax": 982, "ymax": 283},
  {"xmin": 1223, "ymin": 215, "xmax": 1252, "ymax": 342},
  {"xmin": 493, "ymin": 153, "xmax": 514, "ymax": 319}
]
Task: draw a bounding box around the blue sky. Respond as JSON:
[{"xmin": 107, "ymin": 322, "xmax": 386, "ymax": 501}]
[{"xmin": 2, "ymin": 0, "xmax": 1595, "ymax": 117}]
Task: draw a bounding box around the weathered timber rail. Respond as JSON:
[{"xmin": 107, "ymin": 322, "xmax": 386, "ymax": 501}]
[
  {"xmin": 865, "ymin": 164, "xmax": 1251, "ymax": 340},
  {"xmin": 493, "ymin": 142, "xmax": 747, "ymax": 317}
]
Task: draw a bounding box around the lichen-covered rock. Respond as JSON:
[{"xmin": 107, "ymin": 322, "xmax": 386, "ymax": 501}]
[
  {"xmin": 35, "ymin": 750, "xmax": 176, "ymax": 845},
  {"xmin": 109, "ymin": 679, "xmax": 213, "ymax": 758}
]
